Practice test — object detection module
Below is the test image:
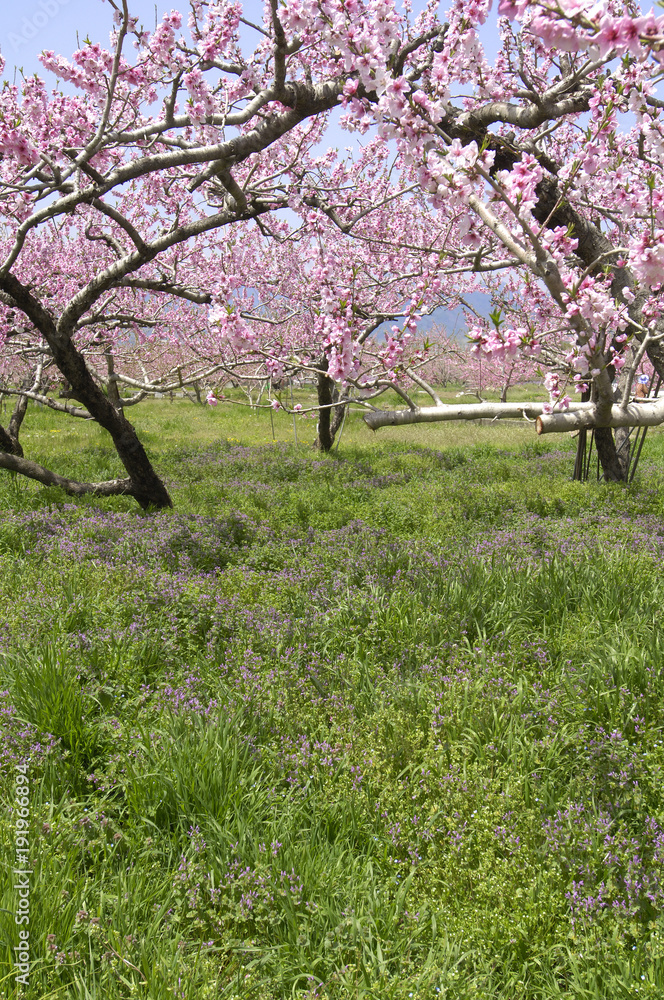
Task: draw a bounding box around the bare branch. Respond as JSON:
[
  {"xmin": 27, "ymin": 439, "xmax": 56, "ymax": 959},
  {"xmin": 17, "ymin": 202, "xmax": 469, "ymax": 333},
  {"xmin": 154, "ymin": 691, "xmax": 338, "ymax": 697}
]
[
  {"xmin": 0, "ymin": 451, "xmax": 135, "ymax": 498},
  {"xmin": 537, "ymin": 397, "xmax": 664, "ymax": 434},
  {"xmin": 364, "ymin": 399, "xmax": 593, "ymax": 429}
]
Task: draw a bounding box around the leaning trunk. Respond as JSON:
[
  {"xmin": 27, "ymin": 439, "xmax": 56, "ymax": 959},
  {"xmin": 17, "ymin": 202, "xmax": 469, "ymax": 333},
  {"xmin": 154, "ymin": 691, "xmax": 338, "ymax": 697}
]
[
  {"xmin": 47, "ymin": 337, "xmax": 171, "ymax": 508},
  {"xmin": 0, "ymin": 274, "xmax": 172, "ymax": 507},
  {"xmin": 2, "ymin": 286, "xmax": 172, "ymax": 507}
]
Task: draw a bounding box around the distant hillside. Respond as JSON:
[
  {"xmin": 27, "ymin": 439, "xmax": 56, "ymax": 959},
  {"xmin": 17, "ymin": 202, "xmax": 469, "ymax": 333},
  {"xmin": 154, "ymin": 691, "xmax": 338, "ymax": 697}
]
[
  {"xmin": 375, "ymin": 290, "xmax": 491, "ymax": 342},
  {"xmin": 418, "ymin": 292, "xmax": 491, "ymax": 341}
]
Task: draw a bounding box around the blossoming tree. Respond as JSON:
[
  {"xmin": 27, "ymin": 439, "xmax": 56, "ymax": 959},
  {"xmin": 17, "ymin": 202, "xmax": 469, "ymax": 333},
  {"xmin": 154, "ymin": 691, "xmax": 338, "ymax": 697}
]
[
  {"xmin": 2, "ymin": 0, "xmax": 664, "ymax": 503},
  {"xmin": 0, "ymin": 0, "xmax": 406, "ymax": 507},
  {"xmin": 348, "ymin": 0, "xmax": 664, "ymax": 481}
]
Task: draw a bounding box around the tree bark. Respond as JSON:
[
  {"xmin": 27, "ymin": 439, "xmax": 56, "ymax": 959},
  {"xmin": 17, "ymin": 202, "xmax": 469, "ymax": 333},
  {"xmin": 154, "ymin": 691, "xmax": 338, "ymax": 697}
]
[
  {"xmin": 59, "ymin": 359, "xmax": 172, "ymax": 508},
  {"xmin": 614, "ymin": 425, "xmax": 631, "ymax": 475},
  {"xmin": 315, "ymin": 359, "xmax": 334, "ymax": 451},
  {"xmin": 314, "ymin": 356, "xmax": 346, "ymax": 451},
  {"xmin": 365, "ymin": 399, "xmax": 589, "ymax": 429},
  {"xmin": 536, "ymin": 397, "xmax": 664, "ymax": 434},
  {"xmin": 330, "ymin": 395, "xmax": 346, "ymax": 440},
  {"xmin": 6, "ymin": 386, "xmax": 31, "ymax": 455},
  {"xmin": 104, "ymin": 347, "xmax": 121, "ymax": 405},
  {"xmin": 0, "ymin": 423, "xmax": 22, "ymax": 457},
  {"xmin": 594, "ymin": 426, "xmax": 628, "ymax": 482},
  {"xmin": 0, "ymin": 386, "xmax": 31, "ymax": 457}
]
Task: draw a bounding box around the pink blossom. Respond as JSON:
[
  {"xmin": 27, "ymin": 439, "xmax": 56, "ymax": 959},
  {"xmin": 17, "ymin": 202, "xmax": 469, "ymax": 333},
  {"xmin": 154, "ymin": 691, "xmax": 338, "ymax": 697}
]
[
  {"xmin": 497, "ymin": 0, "xmax": 530, "ymax": 18},
  {"xmin": 594, "ymin": 15, "xmax": 627, "ymax": 57},
  {"xmin": 630, "ymin": 231, "xmax": 664, "ymax": 288},
  {"xmin": 530, "ymin": 15, "xmax": 587, "ymax": 52}
]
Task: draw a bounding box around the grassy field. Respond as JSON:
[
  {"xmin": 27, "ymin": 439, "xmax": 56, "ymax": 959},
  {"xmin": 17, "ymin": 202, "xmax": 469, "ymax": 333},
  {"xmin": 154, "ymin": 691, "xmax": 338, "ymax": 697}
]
[{"xmin": 2, "ymin": 397, "xmax": 664, "ymax": 998}]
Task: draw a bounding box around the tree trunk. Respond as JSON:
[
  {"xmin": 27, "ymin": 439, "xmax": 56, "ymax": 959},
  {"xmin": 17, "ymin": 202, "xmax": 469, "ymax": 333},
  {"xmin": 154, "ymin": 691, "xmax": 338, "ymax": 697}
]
[
  {"xmin": 530, "ymin": 178, "xmax": 643, "ymax": 483},
  {"xmin": 315, "ymin": 356, "xmax": 336, "ymax": 452},
  {"xmin": 65, "ymin": 369, "xmax": 172, "ymax": 508},
  {"xmin": 315, "ymin": 376, "xmax": 346, "ymax": 451},
  {"xmin": 437, "ymin": 118, "xmax": 664, "ymax": 480},
  {"xmin": 51, "ymin": 351, "xmax": 172, "ymax": 506},
  {"xmin": 330, "ymin": 396, "xmax": 346, "ymax": 440},
  {"xmin": 614, "ymin": 425, "xmax": 631, "ymax": 472},
  {"xmin": 0, "ymin": 380, "xmax": 34, "ymax": 457},
  {"xmin": 7, "ymin": 385, "xmax": 32, "ymax": 451},
  {"xmin": 594, "ymin": 426, "xmax": 628, "ymax": 482},
  {"xmin": 104, "ymin": 347, "xmax": 121, "ymax": 405},
  {"xmin": 572, "ymin": 426, "xmax": 629, "ymax": 483},
  {"xmin": 0, "ymin": 422, "xmax": 22, "ymax": 457},
  {"xmin": 73, "ymin": 362, "xmax": 171, "ymax": 507}
]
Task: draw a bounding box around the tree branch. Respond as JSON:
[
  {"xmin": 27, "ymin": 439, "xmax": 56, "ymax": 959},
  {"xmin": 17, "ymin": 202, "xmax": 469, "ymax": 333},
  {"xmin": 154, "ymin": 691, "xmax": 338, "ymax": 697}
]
[
  {"xmin": 364, "ymin": 399, "xmax": 593, "ymax": 429},
  {"xmin": 0, "ymin": 451, "xmax": 136, "ymax": 498},
  {"xmin": 537, "ymin": 398, "xmax": 664, "ymax": 435}
]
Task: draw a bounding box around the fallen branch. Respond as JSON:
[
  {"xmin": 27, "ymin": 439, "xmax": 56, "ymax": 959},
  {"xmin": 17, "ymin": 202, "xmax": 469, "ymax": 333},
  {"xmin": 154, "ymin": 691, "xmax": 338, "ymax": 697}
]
[
  {"xmin": 363, "ymin": 400, "xmax": 593, "ymax": 430},
  {"xmin": 536, "ymin": 398, "xmax": 664, "ymax": 434}
]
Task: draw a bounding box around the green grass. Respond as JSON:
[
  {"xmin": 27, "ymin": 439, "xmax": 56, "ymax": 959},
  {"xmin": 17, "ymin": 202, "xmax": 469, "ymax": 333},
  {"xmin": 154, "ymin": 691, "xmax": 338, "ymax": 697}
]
[{"xmin": 1, "ymin": 398, "xmax": 664, "ymax": 998}]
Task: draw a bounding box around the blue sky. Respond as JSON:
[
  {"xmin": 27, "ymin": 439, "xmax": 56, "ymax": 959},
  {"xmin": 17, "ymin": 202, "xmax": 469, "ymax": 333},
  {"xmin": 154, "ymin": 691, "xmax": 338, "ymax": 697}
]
[
  {"xmin": 1, "ymin": 0, "xmax": 272, "ymax": 78},
  {"xmin": 2, "ymin": 0, "xmax": 502, "ymax": 78},
  {"xmin": 3, "ymin": 1, "xmax": 155, "ymax": 78}
]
